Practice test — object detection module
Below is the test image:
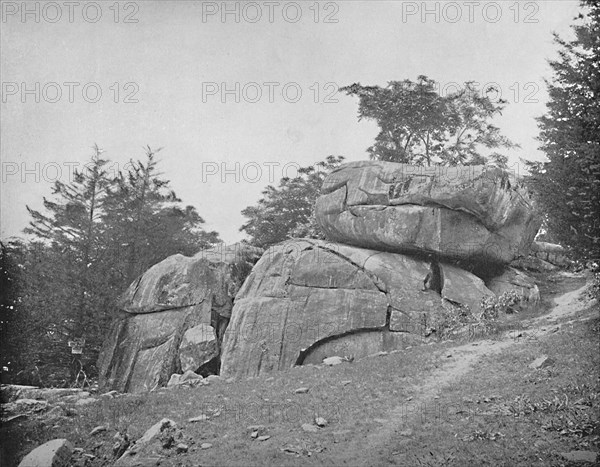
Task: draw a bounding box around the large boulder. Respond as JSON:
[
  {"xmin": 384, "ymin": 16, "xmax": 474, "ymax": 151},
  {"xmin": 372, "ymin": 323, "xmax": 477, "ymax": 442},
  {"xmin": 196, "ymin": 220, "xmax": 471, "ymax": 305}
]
[
  {"xmin": 220, "ymin": 239, "xmax": 494, "ymax": 379},
  {"xmin": 315, "ymin": 161, "xmax": 541, "ymax": 264},
  {"xmin": 98, "ymin": 243, "xmax": 261, "ymax": 393}
]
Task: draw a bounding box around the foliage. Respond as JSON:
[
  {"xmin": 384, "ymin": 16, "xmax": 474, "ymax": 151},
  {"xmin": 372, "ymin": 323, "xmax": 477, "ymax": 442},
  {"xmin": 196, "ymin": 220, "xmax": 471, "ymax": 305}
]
[
  {"xmin": 2, "ymin": 145, "xmax": 220, "ymax": 386},
  {"xmin": 526, "ymin": 1, "xmax": 600, "ymax": 263},
  {"xmin": 479, "ymin": 290, "xmax": 522, "ymax": 318},
  {"xmin": 435, "ymin": 290, "xmax": 523, "ymax": 340},
  {"xmin": 340, "ymin": 76, "xmax": 518, "ymax": 166},
  {"xmin": 240, "ymin": 155, "xmax": 344, "ymax": 247}
]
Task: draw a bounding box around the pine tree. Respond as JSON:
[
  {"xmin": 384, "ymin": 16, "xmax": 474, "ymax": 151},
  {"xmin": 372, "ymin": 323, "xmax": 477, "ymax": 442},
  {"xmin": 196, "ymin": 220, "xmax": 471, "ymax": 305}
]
[
  {"xmin": 103, "ymin": 146, "xmax": 220, "ymax": 283},
  {"xmin": 25, "ymin": 144, "xmax": 112, "ymax": 344},
  {"xmin": 527, "ymin": 1, "xmax": 600, "ymax": 261}
]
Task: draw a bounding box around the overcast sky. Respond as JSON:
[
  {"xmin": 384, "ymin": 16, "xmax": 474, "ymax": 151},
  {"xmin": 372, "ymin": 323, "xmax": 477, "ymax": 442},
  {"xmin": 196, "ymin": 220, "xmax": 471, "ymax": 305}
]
[{"xmin": 1, "ymin": 0, "xmax": 581, "ymax": 244}]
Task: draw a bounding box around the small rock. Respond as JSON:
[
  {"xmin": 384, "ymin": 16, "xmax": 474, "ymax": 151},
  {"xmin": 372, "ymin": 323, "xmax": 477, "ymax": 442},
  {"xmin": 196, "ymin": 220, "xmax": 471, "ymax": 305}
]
[
  {"xmin": 294, "ymin": 387, "xmax": 310, "ymax": 394},
  {"xmin": 256, "ymin": 435, "xmax": 271, "ymax": 441},
  {"xmin": 100, "ymin": 390, "xmax": 118, "ymax": 399},
  {"xmin": 137, "ymin": 418, "xmax": 176, "ymax": 445},
  {"xmin": 559, "ymin": 451, "xmax": 598, "ymax": 463},
  {"xmin": 200, "ymin": 443, "xmax": 212, "ymax": 450},
  {"xmin": 315, "ymin": 417, "xmax": 327, "ymax": 427},
  {"xmin": 322, "ymin": 356, "xmax": 344, "ymax": 366},
  {"xmin": 301, "ymin": 423, "xmax": 319, "ymax": 433},
  {"xmin": 75, "ymin": 398, "xmax": 97, "ymax": 406},
  {"xmin": 247, "ymin": 425, "xmax": 265, "ymax": 432},
  {"xmin": 18, "ymin": 439, "xmax": 72, "ymax": 467},
  {"xmin": 206, "ymin": 375, "xmax": 220, "ymax": 382},
  {"xmin": 399, "ymin": 429, "xmax": 413, "ymax": 437},
  {"xmin": 44, "ymin": 406, "xmax": 66, "ymax": 421},
  {"xmin": 528, "ymin": 355, "xmax": 554, "ymax": 369},
  {"xmin": 89, "ymin": 425, "xmax": 107, "ymax": 436},
  {"xmin": 176, "ymin": 443, "xmax": 189, "ymax": 453},
  {"xmin": 250, "ymin": 431, "xmax": 259, "ymax": 439},
  {"xmin": 341, "ymin": 381, "xmax": 351, "ymax": 386},
  {"xmin": 188, "ymin": 414, "xmax": 210, "ymax": 422}
]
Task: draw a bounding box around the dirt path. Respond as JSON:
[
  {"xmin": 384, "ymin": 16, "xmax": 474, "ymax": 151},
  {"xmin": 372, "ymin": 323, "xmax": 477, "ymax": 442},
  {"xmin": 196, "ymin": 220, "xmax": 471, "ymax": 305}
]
[{"xmin": 353, "ymin": 271, "xmax": 597, "ymax": 464}]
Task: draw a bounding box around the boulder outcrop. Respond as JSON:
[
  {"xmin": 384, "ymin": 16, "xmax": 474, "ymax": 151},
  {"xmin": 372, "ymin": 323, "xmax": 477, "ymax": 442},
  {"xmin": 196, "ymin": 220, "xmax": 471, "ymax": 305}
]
[
  {"xmin": 220, "ymin": 239, "xmax": 494, "ymax": 378},
  {"xmin": 98, "ymin": 243, "xmax": 261, "ymax": 393},
  {"xmin": 315, "ymin": 161, "xmax": 541, "ymax": 264}
]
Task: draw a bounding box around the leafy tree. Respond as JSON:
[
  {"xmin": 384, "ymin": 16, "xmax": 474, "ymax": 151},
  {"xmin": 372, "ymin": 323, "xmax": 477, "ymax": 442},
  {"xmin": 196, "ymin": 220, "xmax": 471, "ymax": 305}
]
[
  {"xmin": 340, "ymin": 76, "xmax": 517, "ymax": 166},
  {"xmin": 527, "ymin": 1, "xmax": 600, "ymax": 262},
  {"xmin": 240, "ymin": 156, "xmax": 345, "ymax": 247}
]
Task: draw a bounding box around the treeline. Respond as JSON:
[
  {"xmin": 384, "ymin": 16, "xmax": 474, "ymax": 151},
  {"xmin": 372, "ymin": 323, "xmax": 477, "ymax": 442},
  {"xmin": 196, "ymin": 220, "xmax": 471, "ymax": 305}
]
[{"xmin": 0, "ymin": 145, "xmax": 220, "ymax": 386}]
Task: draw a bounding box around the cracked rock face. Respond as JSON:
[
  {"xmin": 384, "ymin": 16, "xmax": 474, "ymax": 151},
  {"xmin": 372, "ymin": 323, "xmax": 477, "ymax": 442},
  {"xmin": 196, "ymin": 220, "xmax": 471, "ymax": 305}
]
[
  {"xmin": 315, "ymin": 161, "xmax": 541, "ymax": 264},
  {"xmin": 98, "ymin": 244, "xmax": 261, "ymax": 393},
  {"xmin": 219, "ymin": 240, "xmax": 493, "ymax": 379}
]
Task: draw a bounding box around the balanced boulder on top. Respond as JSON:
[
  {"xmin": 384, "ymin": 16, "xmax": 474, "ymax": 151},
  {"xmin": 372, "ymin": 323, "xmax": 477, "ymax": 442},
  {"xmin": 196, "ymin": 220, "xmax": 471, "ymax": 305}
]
[{"xmin": 315, "ymin": 161, "xmax": 541, "ymax": 264}]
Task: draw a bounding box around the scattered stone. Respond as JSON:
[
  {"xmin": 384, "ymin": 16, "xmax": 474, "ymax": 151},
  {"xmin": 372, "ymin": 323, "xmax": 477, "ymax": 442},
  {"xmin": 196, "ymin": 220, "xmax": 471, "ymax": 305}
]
[
  {"xmin": 399, "ymin": 429, "xmax": 413, "ymax": 437},
  {"xmin": 137, "ymin": 418, "xmax": 176, "ymax": 445},
  {"xmin": 315, "ymin": 417, "xmax": 327, "ymax": 427},
  {"xmin": 167, "ymin": 370, "xmax": 204, "ymax": 388},
  {"xmin": 341, "ymin": 381, "xmax": 351, "ymax": 386},
  {"xmin": 247, "ymin": 425, "xmax": 265, "ymax": 432},
  {"xmin": 89, "ymin": 425, "xmax": 107, "ymax": 436},
  {"xmin": 112, "ymin": 432, "xmax": 129, "ymax": 458},
  {"xmin": 75, "ymin": 397, "xmax": 97, "ymax": 406},
  {"xmin": 176, "ymin": 443, "xmax": 189, "ymax": 453},
  {"xmin": 100, "ymin": 390, "xmax": 118, "ymax": 399},
  {"xmin": 256, "ymin": 435, "xmax": 271, "ymax": 441},
  {"xmin": 18, "ymin": 439, "xmax": 72, "ymax": 467},
  {"xmin": 528, "ymin": 355, "xmax": 554, "ymax": 369},
  {"xmin": 250, "ymin": 431, "xmax": 259, "ymax": 439},
  {"xmin": 200, "ymin": 443, "xmax": 212, "ymax": 449},
  {"xmin": 301, "ymin": 423, "xmax": 319, "ymax": 433},
  {"xmin": 559, "ymin": 451, "xmax": 598, "ymax": 463},
  {"xmin": 294, "ymin": 387, "xmax": 310, "ymax": 394},
  {"xmin": 323, "ymin": 356, "xmax": 344, "ymax": 366},
  {"xmin": 206, "ymin": 375, "xmax": 220, "ymax": 382},
  {"xmin": 4, "ymin": 413, "xmax": 27, "ymax": 423},
  {"xmin": 188, "ymin": 414, "xmax": 210, "ymax": 422}
]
